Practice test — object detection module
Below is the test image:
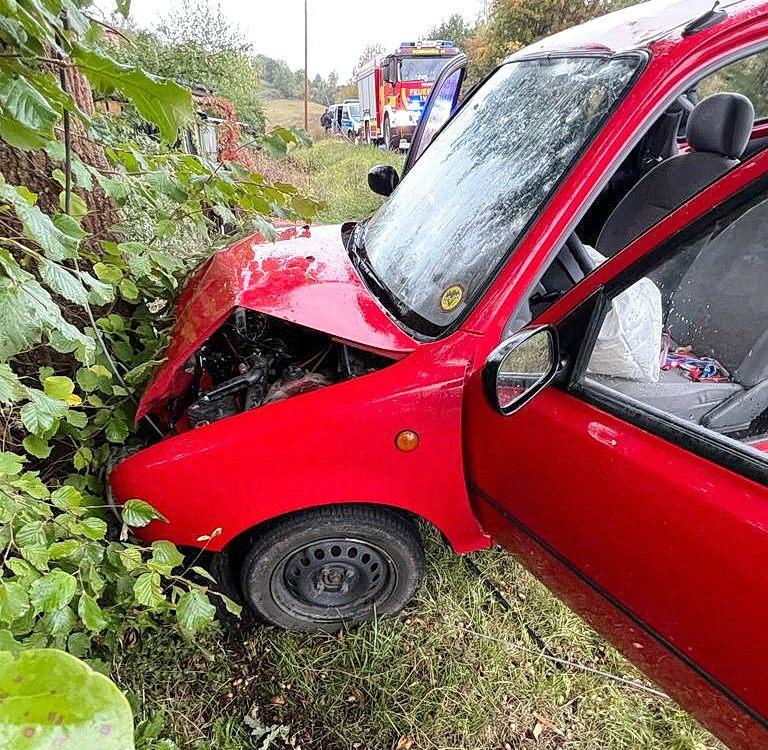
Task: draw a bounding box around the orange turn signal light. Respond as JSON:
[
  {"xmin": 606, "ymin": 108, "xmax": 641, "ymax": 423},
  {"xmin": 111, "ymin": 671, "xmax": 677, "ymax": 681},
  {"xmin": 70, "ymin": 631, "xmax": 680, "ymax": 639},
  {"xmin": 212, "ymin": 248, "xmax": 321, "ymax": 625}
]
[{"xmin": 395, "ymin": 429, "xmax": 419, "ymax": 452}]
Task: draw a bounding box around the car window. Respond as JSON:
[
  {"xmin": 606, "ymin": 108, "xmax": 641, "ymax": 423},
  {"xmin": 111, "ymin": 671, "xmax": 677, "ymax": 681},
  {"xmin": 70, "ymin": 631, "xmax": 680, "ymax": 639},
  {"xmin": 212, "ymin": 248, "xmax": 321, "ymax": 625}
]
[
  {"xmin": 579, "ymin": 191, "xmax": 768, "ymax": 460},
  {"xmin": 698, "ymin": 49, "xmax": 768, "ymax": 118},
  {"xmin": 363, "ymin": 54, "xmax": 642, "ymax": 335}
]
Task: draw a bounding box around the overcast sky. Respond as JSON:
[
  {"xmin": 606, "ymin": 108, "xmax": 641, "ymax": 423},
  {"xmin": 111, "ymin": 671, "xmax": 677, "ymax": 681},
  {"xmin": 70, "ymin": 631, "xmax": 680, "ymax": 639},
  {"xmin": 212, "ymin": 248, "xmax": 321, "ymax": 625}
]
[{"xmin": 123, "ymin": 0, "xmax": 487, "ymax": 80}]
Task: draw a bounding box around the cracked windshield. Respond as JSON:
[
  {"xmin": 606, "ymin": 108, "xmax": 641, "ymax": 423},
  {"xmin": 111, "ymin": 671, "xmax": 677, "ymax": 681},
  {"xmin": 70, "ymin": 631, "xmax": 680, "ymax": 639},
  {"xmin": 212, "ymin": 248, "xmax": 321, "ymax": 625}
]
[{"xmin": 365, "ymin": 55, "xmax": 641, "ymax": 329}]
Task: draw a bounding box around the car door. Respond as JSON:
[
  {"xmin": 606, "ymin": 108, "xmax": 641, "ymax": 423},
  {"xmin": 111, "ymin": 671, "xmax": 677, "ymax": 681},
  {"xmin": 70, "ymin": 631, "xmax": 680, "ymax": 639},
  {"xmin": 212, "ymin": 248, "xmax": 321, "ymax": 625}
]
[
  {"xmin": 464, "ymin": 150, "xmax": 768, "ymax": 750},
  {"xmin": 403, "ymin": 53, "xmax": 467, "ymax": 173}
]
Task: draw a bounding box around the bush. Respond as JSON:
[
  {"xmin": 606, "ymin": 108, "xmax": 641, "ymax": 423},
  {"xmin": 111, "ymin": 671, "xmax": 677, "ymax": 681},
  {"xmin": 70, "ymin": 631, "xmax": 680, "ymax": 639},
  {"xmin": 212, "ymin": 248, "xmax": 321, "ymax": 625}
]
[{"xmin": 0, "ymin": 0, "xmax": 318, "ymax": 659}]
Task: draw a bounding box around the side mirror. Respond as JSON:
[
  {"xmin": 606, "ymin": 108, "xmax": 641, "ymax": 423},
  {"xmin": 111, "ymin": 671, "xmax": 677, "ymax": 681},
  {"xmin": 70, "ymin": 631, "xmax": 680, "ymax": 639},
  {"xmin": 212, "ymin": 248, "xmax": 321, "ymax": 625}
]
[
  {"xmin": 484, "ymin": 327, "xmax": 559, "ymax": 415},
  {"xmin": 368, "ymin": 165, "xmax": 400, "ymax": 196}
]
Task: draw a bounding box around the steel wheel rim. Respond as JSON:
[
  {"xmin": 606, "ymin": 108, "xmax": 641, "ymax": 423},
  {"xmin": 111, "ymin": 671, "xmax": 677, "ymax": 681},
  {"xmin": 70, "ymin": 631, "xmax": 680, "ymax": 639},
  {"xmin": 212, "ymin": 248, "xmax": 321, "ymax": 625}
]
[{"xmin": 269, "ymin": 537, "xmax": 397, "ymax": 622}]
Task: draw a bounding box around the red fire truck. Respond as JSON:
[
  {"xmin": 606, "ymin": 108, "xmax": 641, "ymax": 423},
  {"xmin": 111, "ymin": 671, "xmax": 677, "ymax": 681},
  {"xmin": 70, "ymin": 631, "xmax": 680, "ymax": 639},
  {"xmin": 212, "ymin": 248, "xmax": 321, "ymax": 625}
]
[{"xmin": 357, "ymin": 40, "xmax": 460, "ymax": 149}]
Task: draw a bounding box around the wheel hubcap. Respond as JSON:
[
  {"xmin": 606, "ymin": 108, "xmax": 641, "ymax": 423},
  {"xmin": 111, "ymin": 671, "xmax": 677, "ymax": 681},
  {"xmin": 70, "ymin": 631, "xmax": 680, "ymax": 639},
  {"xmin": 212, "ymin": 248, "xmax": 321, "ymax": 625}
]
[{"xmin": 278, "ymin": 539, "xmax": 392, "ymax": 614}]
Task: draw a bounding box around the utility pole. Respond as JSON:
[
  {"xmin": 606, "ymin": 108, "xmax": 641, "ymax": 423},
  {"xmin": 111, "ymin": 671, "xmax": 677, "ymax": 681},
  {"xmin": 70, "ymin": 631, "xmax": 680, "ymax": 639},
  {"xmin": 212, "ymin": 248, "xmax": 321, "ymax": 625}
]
[{"xmin": 304, "ymin": 0, "xmax": 309, "ymax": 132}]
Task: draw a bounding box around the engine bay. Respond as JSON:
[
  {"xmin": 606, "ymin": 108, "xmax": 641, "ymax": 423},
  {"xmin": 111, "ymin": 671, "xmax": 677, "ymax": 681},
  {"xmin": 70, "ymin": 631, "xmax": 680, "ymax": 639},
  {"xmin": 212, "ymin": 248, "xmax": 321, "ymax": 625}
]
[{"xmin": 173, "ymin": 308, "xmax": 392, "ymax": 430}]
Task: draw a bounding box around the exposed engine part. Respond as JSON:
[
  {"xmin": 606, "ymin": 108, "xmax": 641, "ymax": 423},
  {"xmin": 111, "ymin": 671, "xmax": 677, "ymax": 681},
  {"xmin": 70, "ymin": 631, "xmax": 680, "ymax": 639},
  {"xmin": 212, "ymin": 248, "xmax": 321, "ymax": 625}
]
[{"xmin": 181, "ymin": 309, "xmax": 390, "ymax": 429}]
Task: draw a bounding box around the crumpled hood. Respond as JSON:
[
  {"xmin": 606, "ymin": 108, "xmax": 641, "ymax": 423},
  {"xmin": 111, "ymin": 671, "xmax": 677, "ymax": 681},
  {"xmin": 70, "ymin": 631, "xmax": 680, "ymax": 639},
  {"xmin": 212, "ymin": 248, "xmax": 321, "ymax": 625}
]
[{"xmin": 137, "ymin": 224, "xmax": 417, "ymax": 419}]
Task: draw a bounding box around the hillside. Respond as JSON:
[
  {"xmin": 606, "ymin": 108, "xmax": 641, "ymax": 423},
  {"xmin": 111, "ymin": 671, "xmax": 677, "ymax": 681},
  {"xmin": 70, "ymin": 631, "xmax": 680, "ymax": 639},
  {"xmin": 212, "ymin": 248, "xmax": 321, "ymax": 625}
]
[{"xmin": 264, "ymin": 98, "xmax": 327, "ymax": 138}]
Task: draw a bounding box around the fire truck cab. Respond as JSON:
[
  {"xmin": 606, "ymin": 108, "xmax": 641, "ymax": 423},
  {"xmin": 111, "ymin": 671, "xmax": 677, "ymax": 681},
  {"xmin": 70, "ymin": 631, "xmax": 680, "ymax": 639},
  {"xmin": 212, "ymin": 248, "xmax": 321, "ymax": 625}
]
[{"xmin": 357, "ymin": 40, "xmax": 460, "ymax": 150}]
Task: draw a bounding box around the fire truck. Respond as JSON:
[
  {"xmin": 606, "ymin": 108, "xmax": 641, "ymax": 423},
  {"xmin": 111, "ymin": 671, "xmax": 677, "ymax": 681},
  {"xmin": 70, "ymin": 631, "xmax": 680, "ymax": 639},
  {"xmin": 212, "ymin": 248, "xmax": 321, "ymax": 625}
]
[{"xmin": 357, "ymin": 40, "xmax": 460, "ymax": 150}]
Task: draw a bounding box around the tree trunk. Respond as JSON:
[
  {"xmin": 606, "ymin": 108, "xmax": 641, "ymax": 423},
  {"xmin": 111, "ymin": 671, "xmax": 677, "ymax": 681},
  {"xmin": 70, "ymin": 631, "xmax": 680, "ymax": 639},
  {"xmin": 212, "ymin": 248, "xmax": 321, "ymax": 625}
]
[{"xmin": 0, "ymin": 63, "xmax": 119, "ymax": 240}]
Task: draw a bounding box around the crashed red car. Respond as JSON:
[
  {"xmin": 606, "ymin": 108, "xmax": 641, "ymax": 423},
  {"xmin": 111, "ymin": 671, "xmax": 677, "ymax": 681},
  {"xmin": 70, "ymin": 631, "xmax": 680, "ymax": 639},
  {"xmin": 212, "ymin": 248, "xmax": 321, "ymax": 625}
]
[{"xmin": 111, "ymin": 1, "xmax": 768, "ymax": 746}]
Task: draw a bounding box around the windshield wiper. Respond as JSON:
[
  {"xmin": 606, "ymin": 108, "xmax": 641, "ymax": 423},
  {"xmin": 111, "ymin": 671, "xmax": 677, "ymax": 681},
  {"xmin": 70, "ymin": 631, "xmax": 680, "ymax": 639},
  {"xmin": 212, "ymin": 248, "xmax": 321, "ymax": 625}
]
[{"xmin": 345, "ymin": 218, "xmax": 392, "ymax": 301}]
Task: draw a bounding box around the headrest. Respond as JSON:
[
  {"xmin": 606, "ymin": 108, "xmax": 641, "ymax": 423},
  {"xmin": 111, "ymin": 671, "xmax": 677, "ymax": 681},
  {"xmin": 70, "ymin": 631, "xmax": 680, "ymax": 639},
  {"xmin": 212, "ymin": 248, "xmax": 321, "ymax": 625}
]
[{"xmin": 688, "ymin": 92, "xmax": 754, "ymax": 159}]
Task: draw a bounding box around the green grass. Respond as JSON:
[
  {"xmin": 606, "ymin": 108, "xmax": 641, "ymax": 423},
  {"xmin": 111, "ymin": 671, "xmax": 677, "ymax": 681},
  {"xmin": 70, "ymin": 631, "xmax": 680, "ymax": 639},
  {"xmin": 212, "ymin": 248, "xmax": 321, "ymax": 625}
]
[
  {"xmin": 293, "ymin": 140, "xmax": 404, "ymax": 224},
  {"xmin": 118, "ymin": 529, "xmax": 722, "ymax": 750},
  {"xmin": 116, "ymin": 141, "xmax": 723, "ymax": 750},
  {"xmin": 264, "ymin": 98, "xmax": 327, "ymax": 139}
]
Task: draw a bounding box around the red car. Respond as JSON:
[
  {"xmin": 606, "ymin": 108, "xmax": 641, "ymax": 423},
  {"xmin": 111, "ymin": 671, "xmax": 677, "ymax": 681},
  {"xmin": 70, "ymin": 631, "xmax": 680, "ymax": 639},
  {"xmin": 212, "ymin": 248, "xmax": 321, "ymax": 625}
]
[{"xmin": 111, "ymin": 1, "xmax": 768, "ymax": 746}]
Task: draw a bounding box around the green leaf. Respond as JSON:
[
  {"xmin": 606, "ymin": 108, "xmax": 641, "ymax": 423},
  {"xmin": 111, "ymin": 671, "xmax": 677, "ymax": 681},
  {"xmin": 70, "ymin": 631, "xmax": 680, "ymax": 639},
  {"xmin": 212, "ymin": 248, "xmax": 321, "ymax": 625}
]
[
  {"xmin": 50, "ymin": 485, "xmax": 82, "ymax": 510},
  {"xmin": 121, "ymin": 499, "xmax": 165, "ymax": 528},
  {"xmin": 0, "ymin": 73, "xmax": 57, "ymax": 133},
  {"xmin": 0, "ymin": 364, "xmax": 23, "ymax": 404},
  {"xmin": 19, "ymin": 389, "xmax": 68, "ymax": 434},
  {"xmin": 148, "ymin": 170, "xmax": 188, "ymax": 201},
  {"xmin": 67, "ymin": 631, "xmax": 91, "ymax": 658},
  {"xmin": 52, "ymin": 212, "xmax": 88, "ymax": 240},
  {"xmin": 105, "ymin": 414, "xmax": 129, "ymax": 444},
  {"xmin": 176, "ymin": 589, "xmax": 216, "ymax": 635},
  {"xmin": 0, "ymin": 649, "xmax": 135, "ymax": 749},
  {"xmin": 0, "ymin": 582, "xmax": 29, "ymax": 624},
  {"xmin": 0, "ymin": 183, "xmax": 79, "ymax": 260},
  {"xmin": 22, "ymin": 435, "xmax": 51, "ymax": 459},
  {"xmin": 133, "ymin": 571, "xmax": 164, "ymax": 607},
  {"xmin": 29, "ymin": 570, "xmax": 77, "ymax": 612},
  {"xmin": 44, "ymin": 604, "xmax": 77, "ymax": 636},
  {"xmin": 0, "ymin": 452, "xmax": 24, "ymax": 476},
  {"xmin": 20, "ymin": 543, "xmax": 49, "ymax": 571},
  {"xmin": 42, "ymin": 375, "xmax": 75, "ymax": 400},
  {"xmin": 151, "ymin": 540, "xmax": 184, "ymax": 569},
  {"xmin": 58, "ymin": 190, "xmax": 88, "ymax": 219},
  {"xmin": 221, "ymin": 595, "xmax": 242, "ymax": 617},
  {"xmin": 78, "ymin": 593, "xmax": 107, "ymax": 633},
  {"xmin": 73, "ymin": 46, "xmax": 193, "ymax": 143},
  {"xmin": 190, "ymin": 565, "xmax": 216, "ymax": 584},
  {"xmin": 0, "ymin": 273, "xmax": 93, "ymax": 362},
  {"xmin": 65, "ymin": 409, "xmax": 87, "ymax": 429},
  {"xmin": 116, "ymin": 0, "xmax": 131, "ymax": 17},
  {"xmin": 92, "ymin": 261, "xmax": 123, "ymax": 285},
  {"xmin": 75, "ymin": 516, "xmax": 107, "ymax": 541},
  {"xmin": 118, "ymin": 546, "xmax": 142, "ymax": 571},
  {"xmin": 0, "ymin": 114, "xmax": 50, "ymax": 149},
  {"xmin": 73, "ymin": 446, "xmax": 92, "ymax": 470},
  {"xmin": 11, "ymin": 471, "xmax": 49, "ymax": 499},
  {"xmin": 47, "ymin": 539, "xmax": 80, "ymax": 560},
  {"xmin": 80, "ymin": 270, "xmax": 115, "ymax": 305},
  {"xmin": 38, "ymin": 259, "xmax": 89, "ymax": 306},
  {"xmin": 118, "ymin": 278, "xmax": 139, "ymax": 301},
  {"xmin": 15, "ymin": 521, "xmax": 46, "ymax": 547}
]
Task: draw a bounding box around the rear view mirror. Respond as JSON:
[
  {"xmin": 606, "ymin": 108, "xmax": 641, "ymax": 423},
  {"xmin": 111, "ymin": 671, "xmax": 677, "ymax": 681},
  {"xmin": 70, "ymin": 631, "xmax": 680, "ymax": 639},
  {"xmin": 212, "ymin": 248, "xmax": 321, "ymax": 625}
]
[
  {"xmin": 368, "ymin": 165, "xmax": 400, "ymax": 196},
  {"xmin": 485, "ymin": 327, "xmax": 559, "ymax": 415}
]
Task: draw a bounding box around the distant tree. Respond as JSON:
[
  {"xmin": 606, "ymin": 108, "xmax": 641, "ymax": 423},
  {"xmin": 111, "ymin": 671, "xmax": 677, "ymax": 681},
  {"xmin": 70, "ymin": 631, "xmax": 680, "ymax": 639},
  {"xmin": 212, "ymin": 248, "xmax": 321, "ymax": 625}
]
[
  {"xmin": 465, "ymin": 0, "xmax": 637, "ymax": 84},
  {"xmin": 701, "ymin": 52, "xmax": 768, "ymax": 114},
  {"xmin": 115, "ymin": 0, "xmax": 265, "ymax": 131},
  {"xmin": 353, "ymin": 43, "xmax": 385, "ymax": 78},
  {"xmin": 427, "ymin": 13, "xmax": 474, "ymax": 50},
  {"xmin": 336, "ymin": 81, "xmax": 358, "ymax": 100},
  {"xmin": 256, "ymin": 55, "xmax": 299, "ymax": 99}
]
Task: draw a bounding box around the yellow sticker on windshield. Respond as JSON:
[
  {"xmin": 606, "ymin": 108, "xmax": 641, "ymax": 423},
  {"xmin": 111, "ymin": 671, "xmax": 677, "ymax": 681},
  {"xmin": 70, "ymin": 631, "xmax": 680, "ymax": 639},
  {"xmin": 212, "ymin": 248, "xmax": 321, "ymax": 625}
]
[{"xmin": 440, "ymin": 284, "xmax": 464, "ymax": 312}]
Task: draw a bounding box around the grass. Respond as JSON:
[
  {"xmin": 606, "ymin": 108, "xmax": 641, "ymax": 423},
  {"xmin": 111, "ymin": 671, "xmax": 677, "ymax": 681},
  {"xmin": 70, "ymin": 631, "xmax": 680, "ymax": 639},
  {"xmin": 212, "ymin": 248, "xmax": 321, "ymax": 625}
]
[
  {"xmin": 292, "ymin": 140, "xmax": 404, "ymax": 224},
  {"xmin": 118, "ymin": 529, "xmax": 722, "ymax": 750},
  {"xmin": 264, "ymin": 98, "xmax": 328, "ymax": 140},
  {"xmin": 116, "ymin": 141, "xmax": 724, "ymax": 750}
]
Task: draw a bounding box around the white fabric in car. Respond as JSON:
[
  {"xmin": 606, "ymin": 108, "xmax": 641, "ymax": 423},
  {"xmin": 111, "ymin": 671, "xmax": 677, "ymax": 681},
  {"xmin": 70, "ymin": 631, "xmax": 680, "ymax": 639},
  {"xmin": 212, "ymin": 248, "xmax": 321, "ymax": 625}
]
[{"xmin": 585, "ymin": 247, "xmax": 663, "ymax": 382}]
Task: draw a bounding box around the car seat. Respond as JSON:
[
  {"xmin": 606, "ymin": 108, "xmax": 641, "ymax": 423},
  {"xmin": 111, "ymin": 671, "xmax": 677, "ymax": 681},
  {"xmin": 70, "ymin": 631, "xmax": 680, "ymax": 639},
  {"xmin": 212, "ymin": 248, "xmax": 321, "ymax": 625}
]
[
  {"xmin": 596, "ymin": 92, "xmax": 755, "ymax": 258},
  {"xmin": 593, "ymin": 196, "xmax": 768, "ymax": 434}
]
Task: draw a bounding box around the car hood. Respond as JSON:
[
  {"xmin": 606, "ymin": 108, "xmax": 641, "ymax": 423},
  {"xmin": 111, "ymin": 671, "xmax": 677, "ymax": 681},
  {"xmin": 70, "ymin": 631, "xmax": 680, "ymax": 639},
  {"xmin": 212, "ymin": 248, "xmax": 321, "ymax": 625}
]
[{"xmin": 137, "ymin": 224, "xmax": 418, "ymax": 419}]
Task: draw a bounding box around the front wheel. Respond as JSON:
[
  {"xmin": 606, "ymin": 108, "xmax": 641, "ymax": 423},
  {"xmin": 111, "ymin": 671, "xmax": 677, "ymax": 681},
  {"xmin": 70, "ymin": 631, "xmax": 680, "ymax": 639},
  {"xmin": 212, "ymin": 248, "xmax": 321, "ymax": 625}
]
[
  {"xmin": 383, "ymin": 116, "xmax": 394, "ymax": 150},
  {"xmin": 240, "ymin": 505, "xmax": 424, "ymax": 631}
]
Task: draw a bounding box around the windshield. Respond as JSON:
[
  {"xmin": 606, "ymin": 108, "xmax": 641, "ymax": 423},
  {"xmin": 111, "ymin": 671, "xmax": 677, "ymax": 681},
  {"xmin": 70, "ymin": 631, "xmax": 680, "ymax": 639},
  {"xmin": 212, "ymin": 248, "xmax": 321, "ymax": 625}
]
[
  {"xmin": 399, "ymin": 56, "xmax": 451, "ymax": 83},
  {"xmin": 363, "ymin": 55, "xmax": 642, "ymax": 334}
]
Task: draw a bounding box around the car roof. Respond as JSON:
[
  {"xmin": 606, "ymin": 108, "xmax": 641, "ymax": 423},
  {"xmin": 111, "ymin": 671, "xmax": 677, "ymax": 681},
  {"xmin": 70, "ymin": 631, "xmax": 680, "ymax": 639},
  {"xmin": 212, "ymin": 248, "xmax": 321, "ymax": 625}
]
[{"xmin": 510, "ymin": 0, "xmax": 766, "ymax": 57}]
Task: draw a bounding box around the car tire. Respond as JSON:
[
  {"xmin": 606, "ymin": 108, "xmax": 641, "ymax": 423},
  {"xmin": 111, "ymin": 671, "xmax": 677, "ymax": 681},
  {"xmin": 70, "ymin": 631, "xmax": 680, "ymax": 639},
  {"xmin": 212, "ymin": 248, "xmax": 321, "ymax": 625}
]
[
  {"xmin": 383, "ymin": 116, "xmax": 393, "ymax": 150},
  {"xmin": 240, "ymin": 504, "xmax": 424, "ymax": 631}
]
